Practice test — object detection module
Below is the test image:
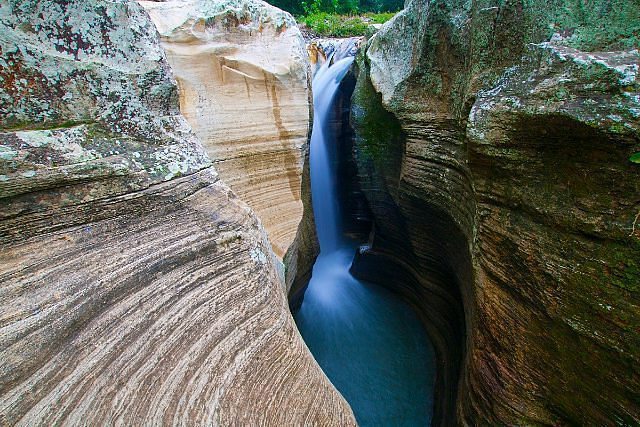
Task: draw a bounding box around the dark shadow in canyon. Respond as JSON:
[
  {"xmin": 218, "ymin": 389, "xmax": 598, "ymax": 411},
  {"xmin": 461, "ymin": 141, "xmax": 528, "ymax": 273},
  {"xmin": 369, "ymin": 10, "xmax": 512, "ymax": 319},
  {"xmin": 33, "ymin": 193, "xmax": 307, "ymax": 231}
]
[{"xmin": 290, "ymin": 57, "xmax": 472, "ymax": 426}]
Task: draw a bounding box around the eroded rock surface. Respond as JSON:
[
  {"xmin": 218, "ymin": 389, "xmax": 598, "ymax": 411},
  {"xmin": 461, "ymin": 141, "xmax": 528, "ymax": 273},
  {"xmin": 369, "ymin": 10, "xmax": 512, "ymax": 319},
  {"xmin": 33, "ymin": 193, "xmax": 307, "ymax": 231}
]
[
  {"xmin": 351, "ymin": 0, "xmax": 640, "ymax": 424},
  {"xmin": 139, "ymin": 0, "xmax": 311, "ymax": 258},
  {"xmin": 0, "ymin": 1, "xmax": 355, "ymax": 425},
  {"xmin": 307, "ymin": 37, "xmax": 363, "ymax": 76}
]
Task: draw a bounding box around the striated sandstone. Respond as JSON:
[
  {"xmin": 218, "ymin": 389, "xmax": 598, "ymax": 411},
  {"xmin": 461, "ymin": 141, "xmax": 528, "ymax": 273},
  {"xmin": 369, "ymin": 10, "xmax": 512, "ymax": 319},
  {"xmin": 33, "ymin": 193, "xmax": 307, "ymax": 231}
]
[
  {"xmin": 1, "ymin": 170, "xmax": 356, "ymax": 426},
  {"xmin": 138, "ymin": 0, "xmax": 312, "ymax": 259},
  {"xmin": 350, "ymin": 0, "xmax": 640, "ymax": 424},
  {"xmin": 0, "ymin": 1, "xmax": 355, "ymax": 425}
]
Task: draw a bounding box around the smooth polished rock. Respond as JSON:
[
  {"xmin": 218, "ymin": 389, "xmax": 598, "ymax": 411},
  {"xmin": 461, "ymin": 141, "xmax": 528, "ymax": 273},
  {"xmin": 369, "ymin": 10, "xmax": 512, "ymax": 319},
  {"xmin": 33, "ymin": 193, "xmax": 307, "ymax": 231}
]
[
  {"xmin": 139, "ymin": 0, "xmax": 312, "ymax": 258},
  {"xmin": 0, "ymin": 1, "xmax": 355, "ymax": 424}
]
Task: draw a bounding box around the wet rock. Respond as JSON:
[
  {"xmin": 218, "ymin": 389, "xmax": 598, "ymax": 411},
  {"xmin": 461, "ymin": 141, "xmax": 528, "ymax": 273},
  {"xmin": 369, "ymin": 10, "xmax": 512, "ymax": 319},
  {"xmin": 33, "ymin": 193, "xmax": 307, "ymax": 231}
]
[{"xmin": 307, "ymin": 37, "xmax": 364, "ymax": 76}]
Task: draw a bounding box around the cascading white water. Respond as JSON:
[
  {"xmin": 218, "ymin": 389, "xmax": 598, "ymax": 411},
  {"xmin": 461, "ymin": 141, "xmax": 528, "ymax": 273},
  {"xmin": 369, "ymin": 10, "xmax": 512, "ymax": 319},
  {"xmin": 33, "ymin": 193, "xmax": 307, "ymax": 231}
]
[
  {"xmin": 295, "ymin": 53, "xmax": 436, "ymax": 426},
  {"xmin": 309, "ymin": 55, "xmax": 354, "ymax": 253}
]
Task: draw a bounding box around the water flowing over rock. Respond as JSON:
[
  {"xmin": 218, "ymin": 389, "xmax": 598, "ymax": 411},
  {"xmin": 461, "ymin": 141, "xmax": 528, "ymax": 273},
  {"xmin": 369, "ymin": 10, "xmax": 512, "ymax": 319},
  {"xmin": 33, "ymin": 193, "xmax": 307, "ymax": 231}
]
[
  {"xmin": 351, "ymin": 0, "xmax": 640, "ymax": 424},
  {"xmin": 138, "ymin": 0, "xmax": 311, "ymax": 258},
  {"xmin": 295, "ymin": 53, "xmax": 436, "ymax": 425},
  {"xmin": 307, "ymin": 37, "xmax": 364, "ymax": 77},
  {"xmin": 0, "ymin": 1, "xmax": 355, "ymax": 424}
]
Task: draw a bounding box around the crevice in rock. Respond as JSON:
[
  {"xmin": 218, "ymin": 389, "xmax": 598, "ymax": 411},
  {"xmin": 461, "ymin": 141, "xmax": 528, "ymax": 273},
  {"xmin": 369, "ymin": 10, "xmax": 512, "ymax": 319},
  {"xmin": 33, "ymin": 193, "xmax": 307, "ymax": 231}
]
[
  {"xmin": 287, "ymin": 49, "xmax": 473, "ymax": 425},
  {"xmin": 347, "ymin": 55, "xmax": 475, "ymax": 426},
  {"xmin": 349, "ymin": 197, "xmax": 472, "ymax": 426}
]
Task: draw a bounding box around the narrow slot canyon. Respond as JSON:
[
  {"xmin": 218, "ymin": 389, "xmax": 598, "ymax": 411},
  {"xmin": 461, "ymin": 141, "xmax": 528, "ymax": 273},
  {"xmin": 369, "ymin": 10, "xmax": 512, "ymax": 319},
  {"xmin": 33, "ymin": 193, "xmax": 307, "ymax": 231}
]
[
  {"xmin": 1, "ymin": 0, "xmax": 638, "ymax": 425},
  {"xmin": 290, "ymin": 43, "xmax": 469, "ymax": 425}
]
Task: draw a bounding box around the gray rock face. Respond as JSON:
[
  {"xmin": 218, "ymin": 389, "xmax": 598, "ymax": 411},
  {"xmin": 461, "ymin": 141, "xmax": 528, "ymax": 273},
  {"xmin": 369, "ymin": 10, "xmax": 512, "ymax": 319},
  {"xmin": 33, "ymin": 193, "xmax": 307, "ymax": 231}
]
[
  {"xmin": 0, "ymin": 1, "xmax": 355, "ymax": 425},
  {"xmin": 350, "ymin": 0, "xmax": 640, "ymax": 424},
  {"xmin": 0, "ymin": 0, "xmax": 211, "ymax": 221},
  {"xmin": 2, "ymin": 1, "xmax": 190, "ymax": 143}
]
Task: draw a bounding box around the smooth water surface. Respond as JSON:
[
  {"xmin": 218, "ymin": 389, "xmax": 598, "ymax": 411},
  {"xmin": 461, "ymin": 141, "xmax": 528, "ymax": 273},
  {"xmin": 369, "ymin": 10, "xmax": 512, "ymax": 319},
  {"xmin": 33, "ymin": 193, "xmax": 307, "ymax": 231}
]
[{"xmin": 294, "ymin": 55, "xmax": 436, "ymax": 426}]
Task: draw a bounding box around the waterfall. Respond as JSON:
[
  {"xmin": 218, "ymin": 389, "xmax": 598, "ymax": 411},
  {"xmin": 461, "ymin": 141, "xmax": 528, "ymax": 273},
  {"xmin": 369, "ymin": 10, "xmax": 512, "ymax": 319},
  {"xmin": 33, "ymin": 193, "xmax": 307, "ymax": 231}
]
[
  {"xmin": 310, "ymin": 55, "xmax": 354, "ymax": 253},
  {"xmin": 295, "ymin": 53, "xmax": 436, "ymax": 426}
]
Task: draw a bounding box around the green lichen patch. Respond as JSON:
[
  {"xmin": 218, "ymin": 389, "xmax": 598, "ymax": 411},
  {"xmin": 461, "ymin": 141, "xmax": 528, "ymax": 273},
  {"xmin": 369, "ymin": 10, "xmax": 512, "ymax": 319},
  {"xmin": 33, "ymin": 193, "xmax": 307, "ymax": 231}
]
[
  {"xmin": 547, "ymin": 0, "xmax": 640, "ymax": 51},
  {"xmin": 351, "ymin": 58, "xmax": 403, "ymax": 166}
]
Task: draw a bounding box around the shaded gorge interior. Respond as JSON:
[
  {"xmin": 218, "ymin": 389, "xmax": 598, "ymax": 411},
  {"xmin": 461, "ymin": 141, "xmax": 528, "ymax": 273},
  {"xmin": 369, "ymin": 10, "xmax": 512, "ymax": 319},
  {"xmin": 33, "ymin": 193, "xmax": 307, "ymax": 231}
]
[
  {"xmin": 289, "ymin": 45, "xmax": 471, "ymax": 426},
  {"xmin": 348, "ymin": 58, "xmax": 472, "ymax": 425}
]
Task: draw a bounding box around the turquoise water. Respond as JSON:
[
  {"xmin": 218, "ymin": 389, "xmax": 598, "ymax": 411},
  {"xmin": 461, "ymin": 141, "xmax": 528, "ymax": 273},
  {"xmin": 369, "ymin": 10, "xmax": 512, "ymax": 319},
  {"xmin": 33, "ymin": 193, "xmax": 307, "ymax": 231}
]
[{"xmin": 294, "ymin": 55, "xmax": 436, "ymax": 426}]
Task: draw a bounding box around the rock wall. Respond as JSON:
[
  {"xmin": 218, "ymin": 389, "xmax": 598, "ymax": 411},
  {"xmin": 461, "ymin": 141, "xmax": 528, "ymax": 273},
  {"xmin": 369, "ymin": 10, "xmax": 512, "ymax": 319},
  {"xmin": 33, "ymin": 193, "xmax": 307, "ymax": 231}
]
[
  {"xmin": 0, "ymin": 1, "xmax": 355, "ymax": 424},
  {"xmin": 351, "ymin": 0, "xmax": 640, "ymax": 424},
  {"xmin": 138, "ymin": 0, "xmax": 311, "ymax": 259}
]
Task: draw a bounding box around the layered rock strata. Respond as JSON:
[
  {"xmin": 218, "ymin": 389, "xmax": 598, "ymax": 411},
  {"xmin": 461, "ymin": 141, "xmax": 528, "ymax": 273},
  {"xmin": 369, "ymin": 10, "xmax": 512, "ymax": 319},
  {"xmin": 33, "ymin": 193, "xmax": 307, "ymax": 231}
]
[
  {"xmin": 0, "ymin": 1, "xmax": 355, "ymax": 424},
  {"xmin": 351, "ymin": 0, "xmax": 640, "ymax": 424},
  {"xmin": 139, "ymin": 0, "xmax": 311, "ymax": 258}
]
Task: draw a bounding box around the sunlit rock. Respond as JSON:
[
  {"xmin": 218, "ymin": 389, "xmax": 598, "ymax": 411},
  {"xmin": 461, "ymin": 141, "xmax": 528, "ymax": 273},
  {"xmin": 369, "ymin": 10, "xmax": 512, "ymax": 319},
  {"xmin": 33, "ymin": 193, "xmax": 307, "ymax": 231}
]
[{"xmin": 139, "ymin": 0, "xmax": 311, "ymax": 258}]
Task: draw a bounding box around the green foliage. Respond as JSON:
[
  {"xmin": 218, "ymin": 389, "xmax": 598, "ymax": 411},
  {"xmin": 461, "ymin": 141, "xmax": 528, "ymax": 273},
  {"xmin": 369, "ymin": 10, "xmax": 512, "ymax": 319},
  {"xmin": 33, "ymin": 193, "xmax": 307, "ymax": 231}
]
[
  {"xmin": 268, "ymin": 0, "xmax": 403, "ymax": 16},
  {"xmin": 556, "ymin": 0, "xmax": 640, "ymax": 50},
  {"xmin": 356, "ymin": 0, "xmax": 404, "ymax": 13},
  {"xmin": 302, "ymin": 0, "xmax": 359, "ymax": 15},
  {"xmin": 268, "ymin": 0, "xmax": 305, "ymax": 15},
  {"xmin": 302, "ymin": 0, "xmax": 326, "ymax": 15},
  {"xmin": 367, "ymin": 12, "xmax": 396, "ymax": 23},
  {"xmin": 301, "ymin": 12, "xmax": 394, "ymax": 36},
  {"xmin": 630, "ymin": 153, "xmax": 640, "ymax": 164},
  {"xmin": 268, "ymin": 0, "xmax": 401, "ymax": 36}
]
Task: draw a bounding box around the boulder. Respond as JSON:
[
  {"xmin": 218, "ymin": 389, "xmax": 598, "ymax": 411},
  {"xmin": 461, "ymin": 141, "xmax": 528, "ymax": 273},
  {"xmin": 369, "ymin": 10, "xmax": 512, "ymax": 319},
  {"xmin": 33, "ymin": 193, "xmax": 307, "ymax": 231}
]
[{"xmin": 350, "ymin": 0, "xmax": 640, "ymax": 424}]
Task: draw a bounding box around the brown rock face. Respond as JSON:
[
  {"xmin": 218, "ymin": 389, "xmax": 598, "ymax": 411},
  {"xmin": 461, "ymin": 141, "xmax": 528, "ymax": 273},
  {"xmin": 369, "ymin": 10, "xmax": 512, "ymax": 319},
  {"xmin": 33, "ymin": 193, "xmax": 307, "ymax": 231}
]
[
  {"xmin": 139, "ymin": 0, "xmax": 311, "ymax": 259},
  {"xmin": 0, "ymin": 1, "xmax": 355, "ymax": 424},
  {"xmin": 1, "ymin": 171, "xmax": 356, "ymax": 425},
  {"xmin": 350, "ymin": 0, "xmax": 640, "ymax": 424}
]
